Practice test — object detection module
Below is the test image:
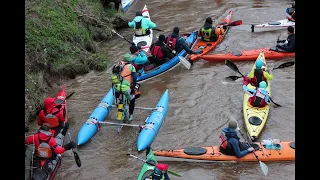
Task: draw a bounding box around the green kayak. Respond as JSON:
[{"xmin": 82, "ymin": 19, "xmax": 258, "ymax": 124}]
[{"xmin": 137, "ymin": 148, "xmax": 164, "ymax": 180}]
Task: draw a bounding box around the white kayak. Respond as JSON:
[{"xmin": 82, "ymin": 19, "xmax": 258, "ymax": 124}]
[
  {"xmin": 251, "ymin": 19, "xmax": 295, "ymax": 32},
  {"xmin": 132, "ymin": 5, "xmax": 153, "ymax": 53},
  {"xmin": 121, "ymin": 0, "xmax": 135, "ymax": 12}
]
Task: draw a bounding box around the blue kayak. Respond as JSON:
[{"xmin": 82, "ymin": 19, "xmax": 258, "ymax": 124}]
[
  {"xmin": 121, "ymin": 0, "xmax": 135, "ymax": 12},
  {"xmin": 137, "ymin": 32, "xmax": 198, "ymax": 82},
  {"xmin": 137, "ymin": 89, "xmax": 169, "ymax": 151},
  {"xmin": 77, "ymin": 88, "xmax": 115, "ymax": 145}
]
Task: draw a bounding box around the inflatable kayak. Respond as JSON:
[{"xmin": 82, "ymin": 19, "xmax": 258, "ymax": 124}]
[
  {"xmin": 137, "ymin": 148, "xmax": 163, "ymax": 180},
  {"xmin": 27, "ymin": 86, "xmax": 69, "ymax": 180},
  {"xmin": 132, "ymin": 5, "xmax": 153, "ymax": 53},
  {"xmin": 137, "ymin": 31, "xmax": 197, "ymax": 82},
  {"xmin": 137, "ymin": 89, "xmax": 169, "ymax": 151},
  {"xmin": 200, "ymin": 47, "xmax": 295, "ymax": 62},
  {"xmin": 77, "ymin": 88, "xmax": 114, "ymax": 145},
  {"xmin": 251, "ymin": 19, "xmax": 295, "ymax": 32},
  {"xmin": 188, "ymin": 11, "xmax": 233, "ymax": 62},
  {"xmin": 121, "ymin": 0, "xmax": 135, "ymax": 12},
  {"xmin": 243, "ymin": 51, "xmax": 271, "ymax": 141},
  {"xmin": 153, "ymin": 141, "xmax": 295, "ymax": 162}
]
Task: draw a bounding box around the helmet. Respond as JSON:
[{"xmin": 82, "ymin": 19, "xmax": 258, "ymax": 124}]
[
  {"xmin": 255, "ymin": 59, "xmax": 263, "ymax": 68},
  {"xmin": 259, "ymin": 81, "xmax": 267, "ymax": 89}
]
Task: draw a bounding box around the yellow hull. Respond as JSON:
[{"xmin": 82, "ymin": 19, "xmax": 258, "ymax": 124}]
[{"xmin": 243, "ymin": 51, "xmax": 271, "ymax": 140}]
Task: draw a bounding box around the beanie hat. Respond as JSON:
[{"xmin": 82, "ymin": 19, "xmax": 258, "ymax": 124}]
[
  {"xmin": 136, "ymin": 11, "xmax": 142, "ymax": 16},
  {"xmin": 158, "ymin": 34, "xmax": 165, "ymax": 42},
  {"xmin": 130, "ymin": 45, "xmax": 139, "ymax": 54},
  {"xmin": 173, "ymin": 26, "xmax": 179, "ymax": 33},
  {"xmin": 205, "ymin": 17, "xmax": 213, "ymax": 24},
  {"xmin": 228, "ymin": 120, "xmax": 238, "ymax": 130},
  {"xmin": 288, "ymin": 26, "xmax": 294, "ymax": 33}
]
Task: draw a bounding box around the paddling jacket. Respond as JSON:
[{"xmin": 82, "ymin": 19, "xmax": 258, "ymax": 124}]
[
  {"xmin": 246, "ymin": 68, "xmax": 273, "ymax": 87},
  {"xmin": 124, "ymin": 52, "xmax": 149, "ymax": 73},
  {"xmin": 165, "ymin": 33, "xmax": 195, "ymax": 54},
  {"xmin": 25, "ymin": 130, "xmax": 66, "ymax": 158},
  {"xmin": 198, "ymin": 22, "xmax": 218, "ymax": 42},
  {"xmin": 128, "ymin": 16, "xmax": 156, "ymax": 36},
  {"xmin": 286, "ymin": 7, "xmax": 295, "ymax": 17},
  {"xmin": 219, "ymin": 128, "xmax": 251, "ymax": 158},
  {"xmin": 277, "ymin": 33, "xmax": 295, "ymax": 52},
  {"xmin": 38, "ymin": 97, "xmax": 65, "ymax": 129},
  {"xmin": 150, "ymin": 41, "xmax": 175, "ymax": 61},
  {"xmin": 243, "ymin": 85, "xmax": 271, "ymax": 108}
]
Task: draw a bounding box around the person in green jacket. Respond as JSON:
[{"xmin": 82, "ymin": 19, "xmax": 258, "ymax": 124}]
[
  {"xmin": 243, "ymin": 59, "xmax": 273, "ymax": 87},
  {"xmin": 128, "ymin": 11, "xmax": 157, "ymax": 36},
  {"xmin": 198, "ymin": 17, "xmax": 219, "ymax": 42}
]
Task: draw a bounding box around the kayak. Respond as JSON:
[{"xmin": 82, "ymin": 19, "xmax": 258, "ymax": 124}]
[
  {"xmin": 243, "ymin": 51, "xmax": 271, "ymax": 141},
  {"xmin": 188, "ymin": 11, "xmax": 233, "ymax": 62},
  {"xmin": 77, "ymin": 88, "xmax": 114, "ymax": 145},
  {"xmin": 121, "ymin": 0, "xmax": 135, "ymax": 12},
  {"xmin": 137, "ymin": 31, "xmax": 197, "ymax": 82},
  {"xmin": 251, "ymin": 19, "xmax": 295, "ymax": 32},
  {"xmin": 28, "ymin": 86, "xmax": 68, "ymax": 180},
  {"xmin": 153, "ymin": 141, "xmax": 295, "ymax": 162},
  {"xmin": 137, "ymin": 89, "xmax": 169, "ymax": 151},
  {"xmin": 137, "ymin": 148, "xmax": 163, "ymax": 180},
  {"xmin": 132, "ymin": 5, "xmax": 153, "ymax": 53},
  {"xmin": 200, "ymin": 47, "xmax": 295, "ymax": 62}
]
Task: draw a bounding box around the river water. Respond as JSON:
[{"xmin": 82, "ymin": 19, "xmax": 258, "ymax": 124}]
[{"xmin": 26, "ymin": 0, "xmax": 295, "ymax": 179}]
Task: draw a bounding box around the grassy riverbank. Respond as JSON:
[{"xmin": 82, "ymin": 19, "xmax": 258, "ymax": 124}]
[{"xmin": 25, "ymin": 0, "xmax": 129, "ymax": 129}]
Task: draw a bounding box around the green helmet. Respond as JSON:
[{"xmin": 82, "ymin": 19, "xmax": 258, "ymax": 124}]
[{"xmin": 259, "ymin": 81, "xmax": 267, "ymax": 89}]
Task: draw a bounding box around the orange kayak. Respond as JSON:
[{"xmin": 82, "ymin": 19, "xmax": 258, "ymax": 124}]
[
  {"xmin": 200, "ymin": 47, "xmax": 295, "ymax": 62},
  {"xmin": 153, "ymin": 141, "xmax": 295, "ymax": 162},
  {"xmin": 188, "ymin": 11, "xmax": 233, "ymax": 62}
]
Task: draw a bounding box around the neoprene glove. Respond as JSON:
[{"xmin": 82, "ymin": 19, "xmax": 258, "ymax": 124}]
[
  {"xmin": 61, "ymin": 122, "xmax": 69, "ymax": 136},
  {"xmin": 63, "ymin": 141, "xmax": 76, "ymax": 150}
]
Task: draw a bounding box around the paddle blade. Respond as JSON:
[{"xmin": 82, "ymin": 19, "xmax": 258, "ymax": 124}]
[
  {"xmin": 226, "ymin": 75, "xmax": 242, "ymax": 81},
  {"xmin": 229, "ymin": 20, "xmax": 243, "ymax": 26},
  {"xmin": 178, "ymin": 56, "xmax": 191, "ymax": 69},
  {"xmin": 225, "ymin": 59, "xmax": 240, "ymax": 73},
  {"xmin": 168, "ymin": 170, "xmax": 182, "ymax": 177},
  {"xmin": 273, "ymin": 61, "xmax": 295, "ymax": 70},
  {"xmin": 259, "ymin": 161, "xmax": 268, "ymax": 176},
  {"xmin": 74, "ymin": 151, "xmax": 81, "ymax": 167},
  {"xmin": 153, "ymin": 28, "xmax": 163, "ymax": 31}
]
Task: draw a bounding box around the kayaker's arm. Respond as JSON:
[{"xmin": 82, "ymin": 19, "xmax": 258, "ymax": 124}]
[
  {"xmin": 243, "ymin": 85, "xmax": 256, "ymax": 96},
  {"xmin": 229, "ymin": 138, "xmax": 251, "ymax": 158},
  {"xmin": 263, "ymin": 71, "xmax": 273, "ymax": 81},
  {"xmin": 177, "ymin": 37, "xmax": 196, "ymax": 54}
]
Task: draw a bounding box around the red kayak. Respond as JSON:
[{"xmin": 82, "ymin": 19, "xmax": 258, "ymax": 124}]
[{"xmin": 200, "ymin": 47, "xmax": 295, "ymax": 62}]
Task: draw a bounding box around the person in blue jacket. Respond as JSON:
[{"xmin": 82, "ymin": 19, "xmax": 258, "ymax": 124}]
[
  {"xmin": 243, "ymin": 81, "xmax": 271, "ymax": 108},
  {"xmin": 165, "ymin": 26, "xmax": 202, "ymax": 55},
  {"xmin": 276, "ymin": 26, "xmax": 295, "ymax": 52},
  {"xmin": 128, "ymin": 11, "xmax": 157, "ymax": 36},
  {"xmin": 123, "ymin": 44, "xmax": 149, "ymax": 74},
  {"xmin": 219, "ymin": 120, "xmax": 254, "ymax": 158}
]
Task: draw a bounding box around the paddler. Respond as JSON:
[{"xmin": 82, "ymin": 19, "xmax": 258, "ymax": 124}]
[
  {"xmin": 243, "ymin": 58, "xmax": 273, "ymax": 87},
  {"xmin": 197, "ymin": 17, "xmax": 223, "ymax": 42},
  {"xmin": 243, "ymin": 81, "xmax": 271, "ymax": 108},
  {"xmin": 276, "ymin": 26, "xmax": 295, "ymax": 52},
  {"xmin": 149, "ymin": 34, "xmax": 175, "ymax": 66},
  {"xmin": 128, "ymin": 10, "xmax": 157, "ymax": 36},
  {"xmin": 144, "ymin": 163, "xmax": 171, "ymax": 180}
]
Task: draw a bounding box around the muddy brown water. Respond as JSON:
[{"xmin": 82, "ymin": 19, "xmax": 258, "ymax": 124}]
[{"xmin": 26, "ymin": 0, "xmax": 295, "ymax": 179}]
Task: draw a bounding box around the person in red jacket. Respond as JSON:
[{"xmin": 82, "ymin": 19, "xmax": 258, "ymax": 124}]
[
  {"xmin": 25, "ymin": 123, "xmax": 75, "ymax": 159},
  {"xmin": 38, "ymin": 97, "xmax": 65, "ymax": 136}
]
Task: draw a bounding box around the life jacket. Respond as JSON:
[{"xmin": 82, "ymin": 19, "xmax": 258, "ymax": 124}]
[
  {"xmin": 251, "ymin": 69, "xmax": 266, "ymax": 87},
  {"xmin": 35, "ymin": 134, "xmax": 53, "ymax": 158},
  {"xmin": 166, "ymin": 35, "xmax": 178, "ymax": 51},
  {"xmin": 111, "ymin": 63, "xmax": 132, "ymax": 86},
  {"xmin": 135, "ymin": 19, "xmax": 143, "ymax": 35},
  {"xmin": 131, "ymin": 62, "xmax": 144, "ymax": 72},
  {"xmin": 219, "ymin": 131, "xmax": 228, "ymax": 149},
  {"xmin": 249, "ymin": 88, "xmax": 268, "ymax": 108},
  {"xmin": 215, "ymin": 26, "xmax": 225, "ymax": 36},
  {"xmin": 201, "ymin": 27, "xmax": 213, "ymax": 42},
  {"xmin": 150, "ymin": 45, "xmax": 165, "ymax": 61},
  {"xmin": 43, "ymin": 108, "xmax": 60, "ymax": 128}
]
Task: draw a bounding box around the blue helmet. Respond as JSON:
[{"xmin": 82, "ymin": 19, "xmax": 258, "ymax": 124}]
[
  {"xmin": 259, "ymin": 81, "xmax": 267, "ymax": 89},
  {"xmin": 255, "ymin": 59, "xmax": 263, "ymax": 69}
]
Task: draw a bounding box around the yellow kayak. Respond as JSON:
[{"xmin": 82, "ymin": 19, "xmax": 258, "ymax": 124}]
[{"xmin": 243, "ymin": 51, "xmax": 271, "ymax": 141}]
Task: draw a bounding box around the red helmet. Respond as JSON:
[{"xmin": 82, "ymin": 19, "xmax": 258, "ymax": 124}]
[{"xmin": 155, "ymin": 164, "xmax": 169, "ymax": 171}]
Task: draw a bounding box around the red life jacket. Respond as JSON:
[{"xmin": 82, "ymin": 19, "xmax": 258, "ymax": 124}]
[
  {"xmin": 131, "ymin": 62, "xmax": 144, "ymax": 72},
  {"xmin": 150, "ymin": 45, "xmax": 165, "ymax": 61},
  {"xmin": 44, "ymin": 108, "xmax": 60, "ymax": 128},
  {"xmin": 166, "ymin": 35, "xmax": 178, "ymax": 50},
  {"xmin": 219, "ymin": 132, "xmax": 228, "ymax": 149},
  {"xmin": 34, "ymin": 134, "xmax": 53, "ymax": 158},
  {"xmin": 249, "ymin": 88, "xmax": 268, "ymax": 108}
]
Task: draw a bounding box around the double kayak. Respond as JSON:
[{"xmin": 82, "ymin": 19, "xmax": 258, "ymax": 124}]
[
  {"xmin": 251, "ymin": 19, "xmax": 295, "ymax": 32},
  {"xmin": 200, "ymin": 47, "xmax": 295, "ymax": 62},
  {"xmin": 137, "ymin": 89, "xmax": 169, "ymax": 151},
  {"xmin": 153, "ymin": 141, "xmax": 295, "ymax": 162},
  {"xmin": 137, "ymin": 31, "xmax": 198, "ymax": 82},
  {"xmin": 188, "ymin": 11, "xmax": 233, "ymax": 62},
  {"xmin": 138, "ymin": 148, "xmax": 163, "ymax": 180},
  {"xmin": 121, "ymin": 0, "xmax": 135, "ymax": 12},
  {"xmin": 77, "ymin": 88, "xmax": 114, "ymax": 145},
  {"xmin": 132, "ymin": 5, "xmax": 153, "ymax": 53},
  {"xmin": 243, "ymin": 51, "xmax": 271, "ymax": 141},
  {"xmin": 27, "ymin": 86, "xmax": 69, "ymax": 180}
]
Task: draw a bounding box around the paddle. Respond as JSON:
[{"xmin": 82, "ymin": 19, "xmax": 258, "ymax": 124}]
[
  {"xmin": 54, "ymin": 92, "xmax": 75, "ymax": 109},
  {"xmin": 225, "ymin": 20, "xmax": 242, "ymax": 27},
  {"xmin": 153, "ymin": 28, "xmax": 163, "ymax": 31},
  {"xmin": 236, "ymin": 126, "xmax": 268, "ymax": 176},
  {"xmin": 127, "ymin": 153, "xmax": 182, "ymax": 177},
  {"xmin": 226, "ymin": 61, "xmax": 295, "ymax": 81},
  {"xmin": 67, "ymin": 129, "xmax": 81, "ymax": 167}
]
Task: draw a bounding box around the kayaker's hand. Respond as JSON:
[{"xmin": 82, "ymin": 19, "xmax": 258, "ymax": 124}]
[
  {"xmin": 248, "ymin": 147, "xmax": 255, "ymax": 152},
  {"xmin": 63, "ymin": 141, "xmax": 76, "ymax": 150}
]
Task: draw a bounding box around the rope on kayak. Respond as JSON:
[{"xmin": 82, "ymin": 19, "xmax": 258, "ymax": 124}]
[{"xmin": 86, "ymin": 118, "xmax": 101, "ymax": 131}]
